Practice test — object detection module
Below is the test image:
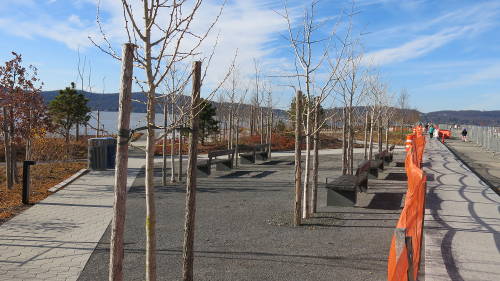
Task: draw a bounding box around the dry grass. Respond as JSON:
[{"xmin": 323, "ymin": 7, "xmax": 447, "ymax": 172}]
[{"xmin": 0, "ymin": 161, "xmax": 86, "ymax": 225}]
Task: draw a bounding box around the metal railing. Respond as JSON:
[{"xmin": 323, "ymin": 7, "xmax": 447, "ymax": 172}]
[{"xmin": 437, "ymin": 124, "xmax": 500, "ymax": 154}]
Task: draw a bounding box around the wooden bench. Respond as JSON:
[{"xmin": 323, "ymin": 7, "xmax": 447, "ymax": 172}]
[
  {"xmin": 369, "ymin": 151, "xmax": 385, "ymax": 179},
  {"xmin": 325, "ymin": 160, "xmax": 370, "ymax": 206},
  {"xmin": 197, "ymin": 149, "xmax": 234, "ymax": 177},
  {"xmin": 238, "ymin": 144, "xmax": 269, "ymax": 164}
]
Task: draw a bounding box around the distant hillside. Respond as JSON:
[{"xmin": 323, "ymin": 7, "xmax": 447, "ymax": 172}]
[
  {"xmin": 41, "ymin": 90, "xmax": 288, "ymax": 118},
  {"xmin": 421, "ymin": 110, "xmax": 500, "ymax": 126},
  {"xmin": 42, "ymin": 90, "xmax": 164, "ymax": 113}
]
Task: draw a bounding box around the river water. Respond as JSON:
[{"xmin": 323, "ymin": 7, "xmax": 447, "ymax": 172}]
[{"xmin": 85, "ymin": 111, "xmax": 167, "ymax": 135}]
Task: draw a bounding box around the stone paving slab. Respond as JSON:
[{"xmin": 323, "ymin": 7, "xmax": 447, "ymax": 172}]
[
  {"xmin": 423, "ymin": 139, "xmax": 500, "ymax": 281},
  {"xmin": 0, "ymin": 157, "xmax": 144, "ymax": 281}
]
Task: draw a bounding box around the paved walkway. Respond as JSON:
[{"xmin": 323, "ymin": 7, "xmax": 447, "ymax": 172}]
[
  {"xmin": 0, "ymin": 154, "xmax": 145, "ymax": 281},
  {"xmin": 423, "ymin": 139, "xmax": 500, "ymax": 281}
]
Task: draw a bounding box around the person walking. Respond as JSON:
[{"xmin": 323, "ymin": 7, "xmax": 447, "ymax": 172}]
[
  {"xmin": 433, "ymin": 126, "xmax": 440, "ymax": 139},
  {"xmin": 461, "ymin": 128, "xmax": 468, "ymax": 142},
  {"xmin": 429, "ymin": 124, "xmax": 435, "ymax": 138}
]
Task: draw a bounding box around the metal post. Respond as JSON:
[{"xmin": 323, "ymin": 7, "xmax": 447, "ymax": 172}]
[{"xmin": 22, "ymin": 160, "xmax": 36, "ymax": 204}]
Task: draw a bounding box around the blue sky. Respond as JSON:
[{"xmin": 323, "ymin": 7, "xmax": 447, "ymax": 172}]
[{"xmin": 1, "ymin": 0, "xmax": 500, "ymax": 113}]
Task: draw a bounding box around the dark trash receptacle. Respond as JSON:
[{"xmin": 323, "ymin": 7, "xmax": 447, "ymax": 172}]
[
  {"xmin": 102, "ymin": 137, "xmax": 117, "ymax": 169},
  {"xmin": 88, "ymin": 137, "xmax": 117, "ymax": 170}
]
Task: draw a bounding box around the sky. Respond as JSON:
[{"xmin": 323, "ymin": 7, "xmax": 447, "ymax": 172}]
[{"xmin": 1, "ymin": 0, "xmax": 500, "ymax": 113}]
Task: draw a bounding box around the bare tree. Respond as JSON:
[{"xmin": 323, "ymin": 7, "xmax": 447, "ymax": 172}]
[
  {"xmin": 397, "ymin": 88, "xmax": 409, "ymax": 135},
  {"xmin": 91, "ymin": 1, "xmax": 226, "ymax": 280},
  {"xmin": 279, "ymin": 0, "xmax": 347, "ymax": 219}
]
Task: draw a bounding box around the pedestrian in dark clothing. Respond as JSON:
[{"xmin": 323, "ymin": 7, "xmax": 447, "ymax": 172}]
[{"xmin": 461, "ymin": 128, "xmax": 468, "ymax": 142}]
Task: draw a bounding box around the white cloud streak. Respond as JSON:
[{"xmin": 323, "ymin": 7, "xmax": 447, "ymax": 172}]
[{"xmin": 362, "ymin": 1, "xmax": 500, "ymax": 66}]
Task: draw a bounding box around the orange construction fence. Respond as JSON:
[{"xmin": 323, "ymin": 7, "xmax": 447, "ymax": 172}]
[{"xmin": 387, "ymin": 126, "xmax": 427, "ymax": 281}]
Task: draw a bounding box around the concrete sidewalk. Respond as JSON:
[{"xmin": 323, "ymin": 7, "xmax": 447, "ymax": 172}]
[
  {"xmin": 444, "ymin": 138, "xmax": 500, "ymax": 194},
  {"xmin": 423, "ymin": 139, "xmax": 500, "ymax": 281},
  {"xmin": 0, "ymin": 154, "xmax": 145, "ymax": 281}
]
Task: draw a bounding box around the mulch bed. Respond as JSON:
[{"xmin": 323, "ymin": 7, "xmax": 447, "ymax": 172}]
[{"xmin": 0, "ymin": 161, "xmax": 86, "ymax": 225}]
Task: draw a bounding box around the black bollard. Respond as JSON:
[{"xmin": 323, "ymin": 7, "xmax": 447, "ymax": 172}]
[{"xmin": 22, "ymin": 160, "xmax": 36, "ymax": 205}]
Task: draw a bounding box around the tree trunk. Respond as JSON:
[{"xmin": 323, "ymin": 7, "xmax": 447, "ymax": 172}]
[
  {"xmin": 341, "ymin": 107, "xmax": 347, "ymax": 175},
  {"xmin": 363, "ymin": 110, "xmax": 369, "ymax": 159},
  {"xmin": 228, "ymin": 110, "xmax": 232, "ymax": 149},
  {"xmin": 385, "ymin": 119, "xmax": 390, "ymax": 151},
  {"xmin": 235, "ymin": 118, "xmax": 239, "ymax": 168},
  {"xmin": 96, "ymin": 109, "xmax": 100, "ymax": 137},
  {"xmin": 182, "ymin": 61, "xmax": 201, "ymax": 281},
  {"xmin": 144, "ymin": 27, "xmax": 158, "ymax": 279},
  {"xmin": 3, "ymin": 108, "xmax": 13, "ymax": 190},
  {"xmin": 223, "ymin": 120, "xmax": 227, "ymax": 144},
  {"xmin": 162, "ymin": 98, "xmax": 168, "ymax": 186},
  {"xmin": 9, "ymin": 113, "xmax": 18, "ymax": 184},
  {"xmin": 268, "ymin": 112, "xmax": 273, "ymax": 159},
  {"xmin": 311, "ymin": 102, "xmax": 320, "ymax": 215},
  {"xmin": 347, "ymin": 106, "xmax": 353, "ymax": 175},
  {"xmin": 378, "ymin": 115, "xmax": 383, "ymax": 153},
  {"xmin": 349, "ymin": 124, "xmax": 354, "ymax": 175},
  {"xmin": 66, "ymin": 126, "xmax": 71, "ymax": 144},
  {"xmin": 178, "ymin": 129, "xmax": 183, "ymax": 182},
  {"xmin": 369, "ymin": 110, "xmax": 375, "ymax": 161},
  {"xmin": 293, "ymin": 90, "xmax": 303, "ymax": 226},
  {"xmin": 260, "ymin": 109, "xmax": 264, "ymax": 144},
  {"xmin": 76, "ymin": 123, "xmax": 79, "ymax": 141},
  {"xmin": 250, "ymin": 107, "xmax": 254, "ymax": 136},
  {"xmin": 109, "ymin": 43, "xmax": 134, "ymax": 281},
  {"xmin": 170, "ymin": 101, "xmax": 176, "ymax": 183},
  {"xmin": 302, "ymin": 105, "xmax": 311, "ymax": 219}
]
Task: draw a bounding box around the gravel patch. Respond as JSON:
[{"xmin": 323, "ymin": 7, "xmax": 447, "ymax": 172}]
[{"xmin": 78, "ymin": 153, "xmax": 405, "ymax": 281}]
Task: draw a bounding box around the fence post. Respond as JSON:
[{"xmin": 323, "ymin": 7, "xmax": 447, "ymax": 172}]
[
  {"xmin": 406, "ymin": 236, "xmax": 415, "ymax": 281},
  {"xmin": 22, "ymin": 160, "xmax": 36, "ymax": 204},
  {"xmin": 394, "ymin": 228, "xmax": 406, "ymax": 260}
]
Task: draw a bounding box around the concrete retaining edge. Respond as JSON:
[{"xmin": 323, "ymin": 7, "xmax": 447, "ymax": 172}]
[{"xmin": 48, "ymin": 168, "xmax": 89, "ymax": 193}]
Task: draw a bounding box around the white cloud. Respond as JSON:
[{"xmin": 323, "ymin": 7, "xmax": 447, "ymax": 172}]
[
  {"xmin": 362, "ymin": 26, "xmax": 473, "ymax": 66},
  {"xmin": 362, "ymin": 0, "xmax": 500, "ymax": 66},
  {"xmin": 429, "ymin": 62, "xmax": 500, "ymax": 90},
  {"xmin": 0, "ymin": 0, "xmax": 290, "ymax": 93}
]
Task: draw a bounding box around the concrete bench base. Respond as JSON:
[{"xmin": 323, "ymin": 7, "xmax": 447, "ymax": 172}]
[
  {"xmin": 215, "ymin": 160, "xmax": 232, "ymax": 171},
  {"xmin": 239, "ymin": 153, "xmax": 255, "ymax": 164},
  {"xmin": 327, "ymin": 188, "xmax": 357, "ymax": 207}
]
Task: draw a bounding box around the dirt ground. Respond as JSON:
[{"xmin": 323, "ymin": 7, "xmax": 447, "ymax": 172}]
[{"xmin": 0, "ymin": 161, "xmax": 86, "ymax": 225}]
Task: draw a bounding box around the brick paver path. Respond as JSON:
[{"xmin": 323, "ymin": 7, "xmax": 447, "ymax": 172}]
[
  {"xmin": 424, "ymin": 139, "xmax": 500, "ymax": 281},
  {"xmin": 0, "ymin": 159, "xmax": 143, "ymax": 281}
]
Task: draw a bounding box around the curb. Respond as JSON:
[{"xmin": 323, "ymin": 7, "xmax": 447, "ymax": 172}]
[{"xmin": 48, "ymin": 168, "xmax": 89, "ymax": 193}]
